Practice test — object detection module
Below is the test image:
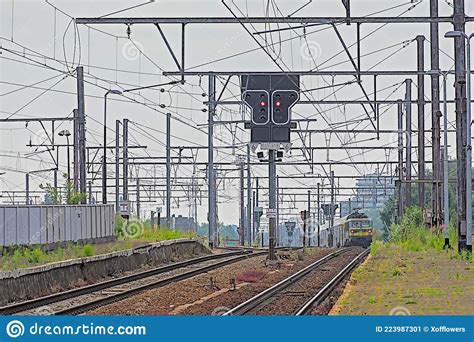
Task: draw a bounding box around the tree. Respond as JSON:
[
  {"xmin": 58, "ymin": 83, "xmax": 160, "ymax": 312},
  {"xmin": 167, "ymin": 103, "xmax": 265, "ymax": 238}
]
[{"xmin": 40, "ymin": 173, "xmax": 86, "ymax": 205}]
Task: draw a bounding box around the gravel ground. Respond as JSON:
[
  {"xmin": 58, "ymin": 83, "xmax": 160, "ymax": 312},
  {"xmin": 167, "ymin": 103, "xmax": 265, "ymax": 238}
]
[
  {"xmin": 307, "ymin": 250, "xmax": 366, "ymax": 315},
  {"xmin": 251, "ymin": 247, "xmax": 365, "ymax": 315},
  {"xmin": 89, "ymin": 248, "xmax": 336, "ymax": 315}
]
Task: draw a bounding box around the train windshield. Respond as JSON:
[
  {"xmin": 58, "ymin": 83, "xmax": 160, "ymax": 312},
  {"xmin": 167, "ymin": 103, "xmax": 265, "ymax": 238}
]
[{"xmin": 349, "ymin": 220, "xmax": 371, "ymax": 228}]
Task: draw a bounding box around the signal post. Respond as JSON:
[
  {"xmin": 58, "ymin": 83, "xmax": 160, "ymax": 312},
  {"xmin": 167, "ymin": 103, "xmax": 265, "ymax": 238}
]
[{"xmin": 242, "ymin": 75, "xmax": 300, "ymax": 260}]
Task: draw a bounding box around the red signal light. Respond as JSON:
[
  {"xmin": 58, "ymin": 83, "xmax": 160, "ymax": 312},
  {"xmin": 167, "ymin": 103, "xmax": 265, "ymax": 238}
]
[
  {"xmin": 275, "ymin": 101, "xmax": 281, "ymax": 107},
  {"xmin": 260, "ymin": 101, "xmax": 267, "ymax": 107}
]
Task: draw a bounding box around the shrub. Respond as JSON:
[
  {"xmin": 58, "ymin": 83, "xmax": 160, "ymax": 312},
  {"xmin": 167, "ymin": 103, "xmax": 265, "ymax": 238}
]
[
  {"xmin": 115, "ymin": 214, "xmax": 126, "ymax": 237},
  {"xmin": 387, "ymin": 206, "xmax": 453, "ymax": 252},
  {"xmin": 25, "ymin": 248, "xmax": 43, "ymax": 263},
  {"xmin": 82, "ymin": 244, "xmax": 95, "ymax": 257}
]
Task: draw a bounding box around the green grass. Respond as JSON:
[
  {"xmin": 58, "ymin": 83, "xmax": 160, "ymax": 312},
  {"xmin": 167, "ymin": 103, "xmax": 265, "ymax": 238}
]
[
  {"xmin": 115, "ymin": 215, "xmax": 196, "ymax": 242},
  {"xmin": 1, "ymin": 244, "xmax": 88, "ymax": 270},
  {"xmin": 1, "ymin": 218, "xmax": 199, "ymax": 271},
  {"xmin": 370, "ymin": 240, "xmax": 383, "ymax": 256},
  {"xmin": 392, "ymin": 267, "xmax": 402, "ymax": 276},
  {"xmin": 0, "ymin": 241, "xmax": 132, "ymax": 271},
  {"xmin": 136, "ymin": 227, "xmax": 194, "ymax": 241},
  {"xmin": 81, "ymin": 244, "xmax": 95, "ymax": 257}
]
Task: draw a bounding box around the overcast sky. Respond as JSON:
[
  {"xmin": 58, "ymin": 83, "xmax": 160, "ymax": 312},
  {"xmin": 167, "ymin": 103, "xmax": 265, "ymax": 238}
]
[{"xmin": 1, "ymin": 0, "xmax": 473, "ymax": 225}]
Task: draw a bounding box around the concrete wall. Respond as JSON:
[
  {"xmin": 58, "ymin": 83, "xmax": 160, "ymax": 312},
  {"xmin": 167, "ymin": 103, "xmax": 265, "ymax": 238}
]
[
  {"xmin": 0, "ymin": 204, "xmax": 115, "ymax": 248},
  {"xmin": 0, "ymin": 239, "xmax": 209, "ymax": 305}
]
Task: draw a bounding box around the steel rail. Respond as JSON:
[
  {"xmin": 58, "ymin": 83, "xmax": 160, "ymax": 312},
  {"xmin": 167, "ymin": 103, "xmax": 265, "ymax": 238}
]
[
  {"xmin": 223, "ymin": 248, "xmax": 351, "ymax": 315},
  {"xmin": 54, "ymin": 251, "xmax": 266, "ymax": 315},
  {"xmin": 295, "ymin": 248, "xmax": 370, "ymax": 315},
  {"xmin": 0, "ymin": 250, "xmax": 253, "ymax": 315}
]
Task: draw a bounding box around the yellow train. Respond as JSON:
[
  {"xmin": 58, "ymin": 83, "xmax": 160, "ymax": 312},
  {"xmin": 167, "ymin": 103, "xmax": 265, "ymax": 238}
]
[{"xmin": 319, "ymin": 211, "xmax": 373, "ymax": 248}]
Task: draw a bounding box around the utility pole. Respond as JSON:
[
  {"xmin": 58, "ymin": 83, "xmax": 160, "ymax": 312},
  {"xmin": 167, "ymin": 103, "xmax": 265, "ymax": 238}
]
[
  {"xmin": 317, "ymin": 182, "xmax": 321, "ymax": 247},
  {"xmin": 151, "ymin": 210, "xmax": 155, "ymax": 229},
  {"xmin": 88, "ymin": 181, "xmax": 92, "ymax": 204},
  {"xmin": 252, "ymin": 190, "xmax": 256, "ymax": 239},
  {"xmin": 256, "ymin": 177, "xmax": 262, "ymax": 246},
  {"xmin": 208, "ymin": 75, "xmax": 217, "ymax": 248},
  {"xmin": 441, "ymin": 72, "xmax": 450, "ymax": 247},
  {"xmin": 416, "ymin": 35, "xmax": 426, "ymax": 209},
  {"xmin": 398, "ymin": 99, "xmax": 404, "ymax": 220},
  {"xmin": 76, "ymin": 66, "xmax": 87, "ymax": 202},
  {"xmin": 73, "ymin": 109, "xmax": 79, "ymax": 192},
  {"xmin": 102, "ymin": 103, "xmax": 107, "ymax": 204},
  {"xmin": 276, "ymin": 175, "xmax": 280, "ymax": 247},
  {"xmin": 115, "ymin": 119, "xmax": 120, "ymax": 212},
  {"xmin": 246, "ymin": 144, "xmax": 252, "ymax": 245},
  {"xmin": 431, "ymin": 0, "xmax": 442, "ymax": 228},
  {"xmin": 237, "ymin": 155, "xmax": 245, "ymax": 246},
  {"xmin": 256, "ymin": 178, "xmax": 259, "ymax": 207},
  {"xmin": 136, "ymin": 178, "xmax": 140, "ymax": 220},
  {"xmin": 329, "ymin": 171, "xmax": 335, "ymax": 247},
  {"xmin": 193, "ymin": 175, "xmax": 198, "ymax": 232},
  {"xmin": 466, "ymin": 39, "xmax": 473, "ymax": 252},
  {"xmin": 166, "ymin": 112, "xmax": 172, "ymax": 228},
  {"xmin": 25, "ymin": 173, "xmax": 30, "ymax": 205},
  {"xmin": 268, "ymin": 149, "xmax": 277, "ymax": 260},
  {"xmin": 123, "ymin": 119, "xmax": 129, "ymax": 202},
  {"xmin": 405, "ymin": 79, "xmax": 413, "ymax": 207},
  {"xmin": 302, "ymin": 209, "xmax": 307, "ymax": 248},
  {"xmin": 307, "ymin": 190, "xmax": 311, "ymax": 247},
  {"xmin": 453, "ymin": 0, "xmax": 468, "ymax": 251}
]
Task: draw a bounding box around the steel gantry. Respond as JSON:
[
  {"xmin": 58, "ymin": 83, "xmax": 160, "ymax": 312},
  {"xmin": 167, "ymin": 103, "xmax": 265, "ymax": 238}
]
[{"xmin": 5, "ymin": 1, "xmax": 469, "ymax": 253}]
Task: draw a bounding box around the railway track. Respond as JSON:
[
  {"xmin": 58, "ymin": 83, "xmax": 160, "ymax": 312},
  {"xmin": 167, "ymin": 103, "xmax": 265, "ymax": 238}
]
[
  {"xmin": 0, "ymin": 250, "xmax": 264, "ymax": 316},
  {"xmin": 295, "ymin": 248, "xmax": 369, "ymax": 315},
  {"xmin": 224, "ymin": 247, "xmax": 369, "ymax": 316}
]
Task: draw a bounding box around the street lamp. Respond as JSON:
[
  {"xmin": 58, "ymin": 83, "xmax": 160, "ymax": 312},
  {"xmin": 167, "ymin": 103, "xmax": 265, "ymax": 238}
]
[
  {"xmin": 103, "ymin": 89, "xmax": 122, "ymax": 204},
  {"xmin": 427, "ymin": 69, "xmax": 451, "ymax": 247},
  {"xmin": 445, "ymin": 30, "xmax": 474, "ymax": 251},
  {"xmin": 101, "ymin": 82, "xmax": 179, "ymax": 205},
  {"xmin": 58, "ymin": 129, "xmax": 72, "ymax": 182}
]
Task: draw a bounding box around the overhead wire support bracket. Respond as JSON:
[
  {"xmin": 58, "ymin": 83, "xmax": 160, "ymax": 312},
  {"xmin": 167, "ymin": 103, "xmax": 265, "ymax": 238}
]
[{"xmin": 155, "ymin": 23, "xmax": 184, "ymax": 83}]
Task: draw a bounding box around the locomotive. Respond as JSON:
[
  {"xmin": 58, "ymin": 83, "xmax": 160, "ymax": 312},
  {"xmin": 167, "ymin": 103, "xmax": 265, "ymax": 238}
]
[{"xmin": 318, "ymin": 210, "xmax": 373, "ymax": 248}]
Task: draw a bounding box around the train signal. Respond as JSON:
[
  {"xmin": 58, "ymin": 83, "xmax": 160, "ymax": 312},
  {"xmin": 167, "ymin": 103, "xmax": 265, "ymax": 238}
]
[
  {"xmin": 271, "ymin": 90, "xmax": 299, "ymax": 125},
  {"xmin": 241, "ymin": 75, "xmax": 300, "ymax": 144},
  {"xmin": 242, "ymin": 90, "xmax": 270, "ymax": 125}
]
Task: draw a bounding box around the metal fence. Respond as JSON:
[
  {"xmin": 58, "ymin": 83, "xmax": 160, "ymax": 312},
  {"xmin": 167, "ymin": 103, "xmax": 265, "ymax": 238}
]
[{"xmin": 0, "ymin": 204, "xmax": 115, "ymax": 247}]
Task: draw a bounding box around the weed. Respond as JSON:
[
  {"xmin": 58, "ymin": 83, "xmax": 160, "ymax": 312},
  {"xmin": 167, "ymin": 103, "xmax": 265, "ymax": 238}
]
[
  {"xmin": 368, "ymin": 295, "xmax": 377, "ymax": 304},
  {"xmin": 392, "ymin": 268, "xmax": 402, "ymax": 276},
  {"xmin": 82, "ymin": 244, "xmax": 95, "ymax": 257},
  {"xmin": 25, "ymin": 248, "xmax": 43, "ymax": 263}
]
